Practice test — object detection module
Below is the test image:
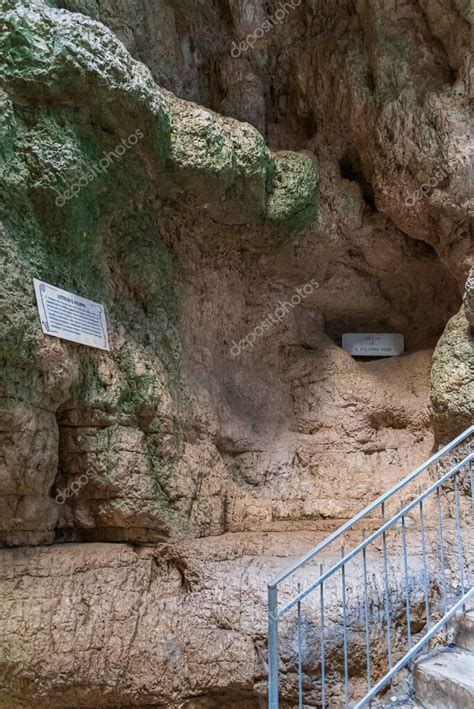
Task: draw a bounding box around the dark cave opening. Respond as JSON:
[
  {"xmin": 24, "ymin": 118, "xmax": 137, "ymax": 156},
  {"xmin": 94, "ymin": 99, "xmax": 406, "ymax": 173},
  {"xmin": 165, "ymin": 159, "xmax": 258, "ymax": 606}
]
[
  {"xmin": 366, "ymin": 70, "xmax": 376, "ymax": 92},
  {"xmin": 339, "ymin": 148, "xmax": 376, "ymax": 210}
]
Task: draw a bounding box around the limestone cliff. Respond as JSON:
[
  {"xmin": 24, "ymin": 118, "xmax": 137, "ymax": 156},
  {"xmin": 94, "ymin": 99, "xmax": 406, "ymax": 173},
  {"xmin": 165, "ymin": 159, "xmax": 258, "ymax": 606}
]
[{"xmin": 0, "ymin": 0, "xmax": 472, "ymax": 707}]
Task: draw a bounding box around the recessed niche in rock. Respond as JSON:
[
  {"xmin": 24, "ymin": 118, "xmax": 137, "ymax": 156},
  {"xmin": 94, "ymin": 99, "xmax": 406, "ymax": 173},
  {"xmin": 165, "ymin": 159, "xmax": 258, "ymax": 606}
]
[{"xmin": 339, "ymin": 148, "xmax": 376, "ymax": 210}]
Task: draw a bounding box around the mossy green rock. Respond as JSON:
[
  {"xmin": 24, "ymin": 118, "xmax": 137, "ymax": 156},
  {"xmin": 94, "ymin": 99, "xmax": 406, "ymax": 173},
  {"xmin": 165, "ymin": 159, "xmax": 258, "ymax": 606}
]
[
  {"xmin": 267, "ymin": 151, "xmax": 318, "ymax": 231},
  {"xmin": 431, "ymin": 310, "xmax": 474, "ymax": 441},
  {"xmin": 0, "ymin": 0, "xmax": 318, "ymax": 545},
  {"xmin": 0, "ymin": 0, "xmax": 317, "ymax": 226}
]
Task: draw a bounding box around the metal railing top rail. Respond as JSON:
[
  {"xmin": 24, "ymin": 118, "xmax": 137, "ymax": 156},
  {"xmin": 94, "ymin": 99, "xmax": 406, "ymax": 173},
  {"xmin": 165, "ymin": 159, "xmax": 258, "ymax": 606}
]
[
  {"xmin": 354, "ymin": 587, "xmax": 474, "ymax": 708},
  {"xmin": 277, "ymin": 451, "xmax": 474, "ymax": 618},
  {"xmin": 269, "ymin": 424, "xmax": 474, "ymax": 588}
]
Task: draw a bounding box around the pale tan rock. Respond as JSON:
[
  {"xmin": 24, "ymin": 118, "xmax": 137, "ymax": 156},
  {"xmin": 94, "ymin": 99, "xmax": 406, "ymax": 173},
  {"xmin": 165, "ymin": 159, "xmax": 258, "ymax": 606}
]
[
  {"xmin": 464, "ymin": 266, "xmax": 474, "ymax": 330},
  {"xmin": 0, "ymin": 535, "xmax": 439, "ymax": 708},
  {"xmin": 431, "ymin": 309, "xmax": 474, "ymax": 442},
  {"xmin": 0, "ymin": 0, "xmax": 472, "ymax": 706},
  {"xmin": 70, "ymin": 0, "xmax": 473, "ymax": 277}
]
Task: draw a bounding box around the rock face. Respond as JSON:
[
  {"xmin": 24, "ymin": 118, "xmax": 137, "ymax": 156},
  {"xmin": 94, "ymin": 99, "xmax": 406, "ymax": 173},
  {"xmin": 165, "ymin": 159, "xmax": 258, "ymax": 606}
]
[
  {"xmin": 464, "ymin": 266, "xmax": 474, "ymax": 331},
  {"xmin": 60, "ymin": 0, "xmax": 473, "ymax": 278},
  {"xmin": 0, "ymin": 0, "xmax": 472, "ymax": 706},
  {"xmin": 0, "ymin": 0, "xmax": 316, "ymax": 546},
  {"xmin": 0, "ymin": 536, "xmax": 436, "ymax": 708},
  {"xmin": 430, "ymin": 307, "xmax": 474, "ymax": 442}
]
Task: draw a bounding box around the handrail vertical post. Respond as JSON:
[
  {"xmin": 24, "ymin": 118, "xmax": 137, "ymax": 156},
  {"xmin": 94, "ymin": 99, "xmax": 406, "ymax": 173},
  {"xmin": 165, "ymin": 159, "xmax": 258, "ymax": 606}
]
[
  {"xmin": 436, "ymin": 485, "xmax": 448, "ymax": 615},
  {"xmin": 320, "ymin": 563, "xmax": 326, "ymax": 709},
  {"xmin": 470, "ymin": 439, "xmax": 473, "ymax": 515},
  {"xmin": 268, "ymin": 584, "xmax": 279, "ymax": 709},
  {"xmin": 341, "ymin": 545, "xmax": 349, "ymax": 706},
  {"xmin": 418, "ymin": 491, "xmax": 430, "ymax": 634},
  {"xmin": 381, "ymin": 501, "xmax": 393, "ymax": 669},
  {"xmin": 453, "ymin": 474, "xmax": 465, "ymax": 597},
  {"xmin": 297, "ymin": 583, "xmax": 303, "ymax": 709},
  {"xmin": 401, "ymin": 502, "xmax": 412, "ymax": 649},
  {"xmin": 265, "ymin": 429, "xmax": 473, "ymax": 708},
  {"xmin": 362, "ymin": 533, "xmax": 372, "ymax": 693}
]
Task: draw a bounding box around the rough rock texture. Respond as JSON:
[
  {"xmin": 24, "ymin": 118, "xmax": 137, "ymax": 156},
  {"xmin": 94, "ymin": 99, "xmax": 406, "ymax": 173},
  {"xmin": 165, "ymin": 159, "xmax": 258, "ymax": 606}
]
[
  {"xmin": 453, "ymin": 608, "xmax": 474, "ymax": 652},
  {"xmin": 0, "ymin": 0, "xmax": 316, "ymax": 546},
  {"xmin": 431, "ymin": 311, "xmax": 474, "ymax": 442},
  {"xmin": 0, "ymin": 535, "xmax": 442, "ymax": 708},
  {"xmin": 0, "ymin": 0, "xmax": 472, "ymax": 706},
  {"xmin": 464, "ymin": 265, "xmax": 474, "ymax": 330},
  {"xmin": 60, "ymin": 0, "xmax": 473, "ymax": 279}
]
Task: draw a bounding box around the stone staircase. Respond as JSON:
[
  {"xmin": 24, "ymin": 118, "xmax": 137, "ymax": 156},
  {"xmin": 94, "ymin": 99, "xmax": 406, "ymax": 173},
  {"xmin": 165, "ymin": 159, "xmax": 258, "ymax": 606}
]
[{"xmin": 413, "ymin": 609, "xmax": 474, "ymax": 708}]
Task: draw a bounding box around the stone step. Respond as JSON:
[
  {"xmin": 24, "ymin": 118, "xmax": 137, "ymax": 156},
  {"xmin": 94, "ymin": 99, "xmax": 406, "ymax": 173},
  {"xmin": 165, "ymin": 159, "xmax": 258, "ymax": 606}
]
[
  {"xmin": 413, "ymin": 648, "xmax": 474, "ymax": 709},
  {"xmin": 453, "ymin": 608, "xmax": 474, "ymax": 652}
]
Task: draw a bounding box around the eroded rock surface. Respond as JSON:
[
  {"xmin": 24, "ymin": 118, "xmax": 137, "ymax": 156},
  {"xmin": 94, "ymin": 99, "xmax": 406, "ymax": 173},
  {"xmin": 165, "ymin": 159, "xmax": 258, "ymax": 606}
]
[
  {"xmin": 0, "ymin": 0, "xmax": 316, "ymax": 546},
  {"xmin": 60, "ymin": 0, "xmax": 473, "ymax": 278},
  {"xmin": 0, "ymin": 0, "xmax": 472, "ymax": 706},
  {"xmin": 0, "ymin": 535, "xmax": 438, "ymax": 708}
]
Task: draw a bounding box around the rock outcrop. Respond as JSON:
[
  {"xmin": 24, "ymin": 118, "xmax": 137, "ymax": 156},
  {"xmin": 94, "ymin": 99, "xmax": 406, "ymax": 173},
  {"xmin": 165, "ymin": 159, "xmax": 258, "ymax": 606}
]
[
  {"xmin": 0, "ymin": 0, "xmax": 472, "ymax": 706},
  {"xmin": 464, "ymin": 265, "xmax": 474, "ymax": 331},
  {"xmin": 0, "ymin": 535, "xmax": 435, "ymax": 708},
  {"xmin": 59, "ymin": 0, "xmax": 473, "ymax": 279},
  {"xmin": 430, "ymin": 270, "xmax": 474, "ymax": 441},
  {"xmin": 0, "ymin": 0, "xmax": 316, "ymax": 546}
]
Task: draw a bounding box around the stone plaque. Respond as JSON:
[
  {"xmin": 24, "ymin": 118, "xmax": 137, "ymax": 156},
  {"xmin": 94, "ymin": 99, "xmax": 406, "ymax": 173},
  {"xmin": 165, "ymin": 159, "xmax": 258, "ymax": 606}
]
[
  {"xmin": 34, "ymin": 278, "xmax": 109, "ymax": 351},
  {"xmin": 342, "ymin": 333, "xmax": 404, "ymax": 357}
]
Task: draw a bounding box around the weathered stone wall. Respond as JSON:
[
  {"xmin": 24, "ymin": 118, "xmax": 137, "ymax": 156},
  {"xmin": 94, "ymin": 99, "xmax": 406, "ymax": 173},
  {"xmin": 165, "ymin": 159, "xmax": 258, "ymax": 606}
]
[
  {"xmin": 0, "ymin": 0, "xmax": 316, "ymax": 546},
  {"xmin": 0, "ymin": 0, "xmax": 472, "ymax": 706},
  {"xmin": 59, "ymin": 0, "xmax": 473, "ymax": 279}
]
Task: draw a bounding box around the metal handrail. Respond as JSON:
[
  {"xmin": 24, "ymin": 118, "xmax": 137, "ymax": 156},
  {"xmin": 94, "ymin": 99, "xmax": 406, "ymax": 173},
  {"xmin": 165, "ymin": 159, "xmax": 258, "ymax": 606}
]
[
  {"xmin": 354, "ymin": 587, "xmax": 474, "ymax": 708},
  {"xmin": 267, "ymin": 425, "xmax": 474, "ymax": 708},
  {"xmin": 278, "ymin": 452, "xmax": 473, "ymax": 618},
  {"xmin": 270, "ymin": 424, "xmax": 474, "ymax": 588}
]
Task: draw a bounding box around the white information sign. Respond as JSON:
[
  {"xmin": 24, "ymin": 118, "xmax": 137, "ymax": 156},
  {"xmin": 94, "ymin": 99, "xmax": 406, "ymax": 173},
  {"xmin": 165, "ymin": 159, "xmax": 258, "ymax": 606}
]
[
  {"xmin": 342, "ymin": 333, "xmax": 404, "ymax": 357},
  {"xmin": 34, "ymin": 279, "xmax": 109, "ymax": 351}
]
